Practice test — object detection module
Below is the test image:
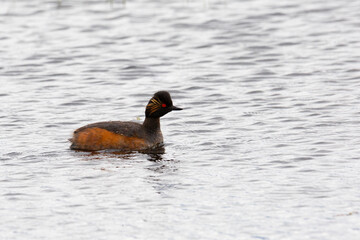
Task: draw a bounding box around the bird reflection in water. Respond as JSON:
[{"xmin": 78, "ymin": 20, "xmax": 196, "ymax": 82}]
[{"xmin": 73, "ymin": 144, "xmax": 167, "ymax": 162}]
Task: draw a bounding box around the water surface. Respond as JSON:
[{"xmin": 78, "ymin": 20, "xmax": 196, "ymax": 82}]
[{"xmin": 1, "ymin": 0, "xmax": 360, "ymax": 239}]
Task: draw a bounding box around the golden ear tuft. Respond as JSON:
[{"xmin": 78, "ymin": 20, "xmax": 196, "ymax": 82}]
[{"xmin": 146, "ymin": 97, "xmax": 162, "ymax": 115}]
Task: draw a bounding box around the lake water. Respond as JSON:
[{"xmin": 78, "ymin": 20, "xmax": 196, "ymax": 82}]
[{"xmin": 1, "ymin": 0, "xmax": 360, "ymax": 239}]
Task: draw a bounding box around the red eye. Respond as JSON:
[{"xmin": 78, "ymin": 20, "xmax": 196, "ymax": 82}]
[{"xmin": 162, "ymin": 104, "xmax": 167, "ymax": 108}]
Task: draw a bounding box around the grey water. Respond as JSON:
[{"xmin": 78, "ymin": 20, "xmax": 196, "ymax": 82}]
[{"xmin": 1, "ymin": 0, "xmax": 360, "ymax": 239}]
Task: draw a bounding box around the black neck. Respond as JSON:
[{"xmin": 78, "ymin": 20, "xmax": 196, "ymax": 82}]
[{"xmin": 143, "ymin": 117, "xmax": 161, "ymax": 132}]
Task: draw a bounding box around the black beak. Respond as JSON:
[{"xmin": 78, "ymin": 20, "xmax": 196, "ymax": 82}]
[{"xmin": 171, "ymin": 106, "xmax": 183, "ymax": 111}]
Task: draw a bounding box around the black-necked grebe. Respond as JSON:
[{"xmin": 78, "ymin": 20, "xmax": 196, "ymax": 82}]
[{"xmin": 69, "ymin": 91, "xmax": 182, "ymax": 151}]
